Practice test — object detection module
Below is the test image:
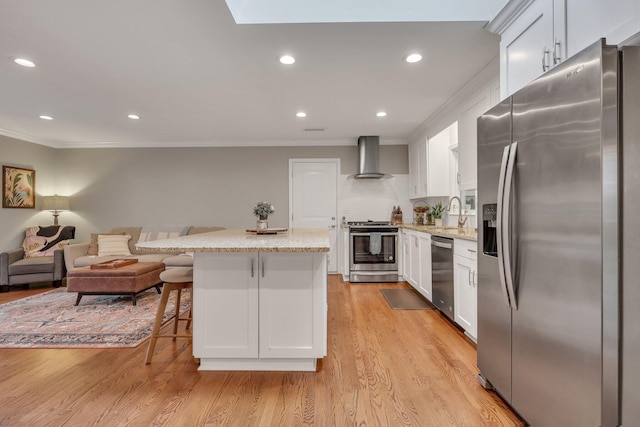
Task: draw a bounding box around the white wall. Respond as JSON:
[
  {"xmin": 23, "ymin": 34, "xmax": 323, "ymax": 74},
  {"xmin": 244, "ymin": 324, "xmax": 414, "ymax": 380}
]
[{"xmin": 47, "ymin": 144, "xmax": 409, "ymax": 244}]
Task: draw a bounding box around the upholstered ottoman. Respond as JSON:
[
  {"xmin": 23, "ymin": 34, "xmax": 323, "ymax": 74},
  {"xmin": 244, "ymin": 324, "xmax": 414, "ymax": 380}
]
[{"xmin": 67, "ymin": 262, "xmax": 165, "ymax": 306}]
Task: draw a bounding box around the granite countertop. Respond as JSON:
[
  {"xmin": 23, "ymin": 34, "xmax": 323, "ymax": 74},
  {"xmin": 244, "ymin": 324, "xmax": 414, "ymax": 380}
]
[
  {"xmin": 399, "ymin": 223, "xmax": 478, "ymax": 241},
  {"xmin": 136, "ymin": 228, "xmax": 331, "ymax": 253}
]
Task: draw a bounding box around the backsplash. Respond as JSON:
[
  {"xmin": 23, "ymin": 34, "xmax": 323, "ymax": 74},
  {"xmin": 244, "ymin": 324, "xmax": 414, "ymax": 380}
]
[
  {"xmin": 338, "ymin": 174, "xmax": 477, "ymax": 229},
  {"xmin": 339, "ymin": 175, "xmax": 413, "ymax": 223}
]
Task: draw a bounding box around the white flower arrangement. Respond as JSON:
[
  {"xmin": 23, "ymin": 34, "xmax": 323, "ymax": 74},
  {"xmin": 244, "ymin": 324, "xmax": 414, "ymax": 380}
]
[{"xmin": 253, "ymin": 201, "xmax": 275, "ymax": 219}]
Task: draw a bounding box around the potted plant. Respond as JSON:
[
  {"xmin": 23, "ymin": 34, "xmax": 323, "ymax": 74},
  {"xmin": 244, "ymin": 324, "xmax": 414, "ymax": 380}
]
[
  {"xmin": 431, "ymin": 202, "xmax": 445, "ymax": 227},
  {"xmin": 253, "ymin": 201, "xmax": 275, "ymax": 229}
]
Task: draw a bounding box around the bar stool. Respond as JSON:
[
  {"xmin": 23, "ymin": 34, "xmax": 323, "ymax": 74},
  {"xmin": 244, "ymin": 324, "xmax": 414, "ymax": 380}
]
[{"xmin": 145, "ymin": 267, "xmax": 193, "ymax": 364}]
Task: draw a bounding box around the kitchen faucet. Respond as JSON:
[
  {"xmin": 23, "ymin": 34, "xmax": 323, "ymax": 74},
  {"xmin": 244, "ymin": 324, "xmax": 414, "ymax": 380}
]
[{"xmin": 447, "ymin": 196, "xmax": 468, "ymax": 229}]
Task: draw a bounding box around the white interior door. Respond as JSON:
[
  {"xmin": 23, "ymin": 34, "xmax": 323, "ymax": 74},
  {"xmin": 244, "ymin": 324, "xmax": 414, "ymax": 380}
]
[{"xmin": 289, "ymin": 159, "xmax": 339, "ymax": 273}]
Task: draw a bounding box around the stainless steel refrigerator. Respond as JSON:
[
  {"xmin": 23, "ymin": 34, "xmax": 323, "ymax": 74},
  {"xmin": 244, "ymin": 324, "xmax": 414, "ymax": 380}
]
[{"xmin": 477, "ymin": 39, "xmax": 640, "ymax": 426}]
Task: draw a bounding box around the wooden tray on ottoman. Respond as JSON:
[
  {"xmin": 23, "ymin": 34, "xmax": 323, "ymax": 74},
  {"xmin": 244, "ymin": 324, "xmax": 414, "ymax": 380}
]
[{"xmin": 90, "ymin": 258, "xmax": 138, "ymax": 269}]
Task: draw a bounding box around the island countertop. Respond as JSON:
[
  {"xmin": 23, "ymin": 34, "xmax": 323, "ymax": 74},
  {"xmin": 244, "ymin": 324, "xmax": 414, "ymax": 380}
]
[{"xmin": 136, "ymin": 228, "xmax": 330, "ymax": 253}]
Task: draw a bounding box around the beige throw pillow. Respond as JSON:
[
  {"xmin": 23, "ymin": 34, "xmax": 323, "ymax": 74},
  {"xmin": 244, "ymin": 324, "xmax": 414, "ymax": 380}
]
[
  {"xmin": 97, "ymin": 234, "xmax": 132, "ymax": 257},
  {"xmin": 87, "ymin": 232, "xmax": 124, "ymax": 255}
]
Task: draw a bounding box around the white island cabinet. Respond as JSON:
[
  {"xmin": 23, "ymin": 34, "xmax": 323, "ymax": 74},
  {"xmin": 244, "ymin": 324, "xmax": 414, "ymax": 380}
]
[{"xmin": 136, "ymin": 228, "xmax": 330, "ymax": 372}]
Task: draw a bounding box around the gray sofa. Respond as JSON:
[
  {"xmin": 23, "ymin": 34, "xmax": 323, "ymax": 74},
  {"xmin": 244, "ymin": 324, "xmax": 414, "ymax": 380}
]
[{"xmin": 63, "ymin": 226, "xmax": 224, "ymax": 272}]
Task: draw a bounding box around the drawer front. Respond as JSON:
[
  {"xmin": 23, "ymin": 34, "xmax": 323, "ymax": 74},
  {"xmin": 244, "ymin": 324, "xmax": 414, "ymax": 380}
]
[{"xmin": 454, "ymin": 238, "xmax": 478, "ymax": 260}]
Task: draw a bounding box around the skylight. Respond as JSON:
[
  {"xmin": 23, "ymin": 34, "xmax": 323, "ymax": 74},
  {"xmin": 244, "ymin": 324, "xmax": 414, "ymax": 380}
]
[{"xmin": 225, "ymin": 0, "xmax": 505, "ymax": 24}]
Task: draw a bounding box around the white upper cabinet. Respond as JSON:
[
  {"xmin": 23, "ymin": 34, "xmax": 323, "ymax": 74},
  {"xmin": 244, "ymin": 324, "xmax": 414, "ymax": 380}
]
[
  {"xmin": 566, "ymin": 0, "xmax": 640, "ymax": 56},
  {"xmin": 408, "ymin": 136, "xmax": 428, "ymax": 199},
  {"xmin": 497, "ymin": 0, "xmax": 559, "ymax": 97},
  {"xmin": 458, "ymin": 86, "xmax": 492, "ymax": 191},
  {"xmin": 427, "ymin": 123, "xmax": 456, "ymax": 197},
  {"xmin": 492, "ymin": 0, "xmax": 640, "ymax": 97},
  {"xmin": 412, "ymin": 56, "xmax": 498, "ymax": 197}
]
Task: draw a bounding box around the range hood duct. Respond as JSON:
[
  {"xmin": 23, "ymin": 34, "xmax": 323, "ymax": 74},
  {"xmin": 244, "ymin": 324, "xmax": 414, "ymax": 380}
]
[{"xmin": 353, "ymin": 136, "xmax": 391, "ymax": 179}]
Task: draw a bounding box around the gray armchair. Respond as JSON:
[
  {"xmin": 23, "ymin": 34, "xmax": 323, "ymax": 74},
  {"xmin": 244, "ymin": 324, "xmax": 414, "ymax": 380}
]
[
  {"xmin": 0, "ymin": 248, "xmax": 67, "ymax": 292},
  {"xmin": 0, "ymin": 225, "xmax": 74, "ymax": 292}
]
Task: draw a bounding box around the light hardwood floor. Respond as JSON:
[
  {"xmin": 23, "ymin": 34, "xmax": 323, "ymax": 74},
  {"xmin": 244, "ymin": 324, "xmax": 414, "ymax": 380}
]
[{"xmin": 0, "ymin": 276, "xmax": 524, "ymax": 426}]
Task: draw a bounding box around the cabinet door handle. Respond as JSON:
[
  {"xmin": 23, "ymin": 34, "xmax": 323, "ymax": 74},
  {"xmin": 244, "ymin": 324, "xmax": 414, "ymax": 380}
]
[
  {"xmin": 261, "ymin": 258, "xmax": 265, "ymax": 278},
  {"xmin": 541, "ymin": 46, "xmax": 550, "ymax": 72},
  {"xmin": 467, "ymin": 248, "xmax": 477, "ymax": 253},
  {"xmin": 251, "ymin": 258, "xmax": 255, "ymax": 277},
  {"xmin": 553, "ymin": 37, "xmax": 562, "ymax": 65},
  {"xmin": 468, "ymin": 269, "xmax": 472, "ymax": 286}
]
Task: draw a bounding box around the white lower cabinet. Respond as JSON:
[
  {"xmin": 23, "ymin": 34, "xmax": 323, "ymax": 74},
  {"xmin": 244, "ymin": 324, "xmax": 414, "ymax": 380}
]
[
  {"xmin": 193, "ymin": 251, "xmax": 327, "ymax": 370},
  {"xmin": 454, "ymin": 239, "xmax": 478, "ymax": 340},
  {"xmin": 402, "ymin": 228, "xmax": 432, "ymax": 302},
  {"xmin": 341, "ymin": 227, "xmax": 350, "ymax": 280},
  {"xmin": 409, "ymin": 231, "xmax": 420, "ymax": 288},
  {"xmin": 417, "ymin": 232, "xmax": 432, "ymax": 301},
  {"xmin": 402, "ymin": 229, "xmax": 411, "ymax": 282}
]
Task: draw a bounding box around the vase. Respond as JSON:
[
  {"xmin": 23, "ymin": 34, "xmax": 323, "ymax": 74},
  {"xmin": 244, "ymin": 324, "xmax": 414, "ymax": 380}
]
[
  {"xmin": 257, "ymin": 217, "xmax": 268, "ymax": 230},
  {"xmin": 434, "ymin": 218, "xmax": 443, "ymax": 228}
]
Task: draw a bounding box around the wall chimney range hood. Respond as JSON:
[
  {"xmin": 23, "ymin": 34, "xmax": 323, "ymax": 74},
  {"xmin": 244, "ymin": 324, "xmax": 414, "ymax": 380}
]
[{"xmin": 351, "ymin": 136, "xmax": 391, "ymax": 179}]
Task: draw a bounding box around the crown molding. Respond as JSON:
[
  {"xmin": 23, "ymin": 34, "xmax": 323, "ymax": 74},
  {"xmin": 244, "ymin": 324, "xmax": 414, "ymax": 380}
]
[
  {"xmin": 485, "ymin": 0, "xmax": 536, "ymax": 35},
  {"xmin": 0, "ymin": 128, "xmax": 59, "ymax": 148}
]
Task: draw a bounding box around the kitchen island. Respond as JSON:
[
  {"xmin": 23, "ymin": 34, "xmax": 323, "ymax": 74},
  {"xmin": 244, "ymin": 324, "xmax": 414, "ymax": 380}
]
[{"xmin": 137, "ymin": 229, "xmax": 330, "ymax": 371}]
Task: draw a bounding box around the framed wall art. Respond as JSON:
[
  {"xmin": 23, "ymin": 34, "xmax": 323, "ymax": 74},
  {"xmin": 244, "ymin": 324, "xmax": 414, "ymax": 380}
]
[{"xmin": 3, "ymin": 165, "xmax": 36, "ymax": 209}]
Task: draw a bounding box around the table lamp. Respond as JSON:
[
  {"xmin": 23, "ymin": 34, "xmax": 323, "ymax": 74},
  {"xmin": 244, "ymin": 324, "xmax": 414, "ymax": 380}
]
[{"xmin": 41, "ymin": 194, "xmax": 71, "ymax": 225}]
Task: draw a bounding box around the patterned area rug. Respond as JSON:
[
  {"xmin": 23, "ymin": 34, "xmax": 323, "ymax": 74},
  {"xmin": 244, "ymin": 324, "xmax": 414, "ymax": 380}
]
[{"xmin": 0, "ymin": 287, "xmax": 190, "ymax": 348}]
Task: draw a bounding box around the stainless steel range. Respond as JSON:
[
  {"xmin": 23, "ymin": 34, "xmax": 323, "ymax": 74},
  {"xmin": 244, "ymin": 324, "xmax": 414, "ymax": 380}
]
[{"xmin": 348, "ymin": 221, "xmax": 398, "ymax": 282}]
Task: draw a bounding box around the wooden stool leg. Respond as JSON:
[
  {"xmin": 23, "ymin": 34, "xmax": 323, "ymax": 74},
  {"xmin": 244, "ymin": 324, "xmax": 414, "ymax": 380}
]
[
  {"xmin": 186, "ymin": 288, "xmax": 192, "ymax": 330},
  {"xmin": 172, "ymin": 288, "xmax": 182, "ymax": 341},
  {"xmin": 145, "ymin": 283, "xmax": 174, "ymax": 364}
]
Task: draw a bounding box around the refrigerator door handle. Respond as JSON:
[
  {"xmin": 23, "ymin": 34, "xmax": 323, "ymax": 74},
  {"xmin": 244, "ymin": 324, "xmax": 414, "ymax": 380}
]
[
  {"xmin": 502, "ymin": 141, "xmax": 518, "ymax": 310},
  {"xmin": 496, "ymin": 144, "xmax": 513, "ymax": 308}
]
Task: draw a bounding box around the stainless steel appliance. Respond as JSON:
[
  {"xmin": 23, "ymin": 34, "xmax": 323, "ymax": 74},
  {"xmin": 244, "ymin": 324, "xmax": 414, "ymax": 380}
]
[
  {"xmin": 350, "ymin": 136, "xmax": 392, "ymax": 179},
  {"xmin": 349, "ymin": 221, "xmax": 398, "ymax": 282},
  {"xmin": 431, "ymin": 236, "xmax": 454, "ymax": 321},
  {"xmin": 477, "ymin": 40, "xmax": 640, "ymax": 426}
]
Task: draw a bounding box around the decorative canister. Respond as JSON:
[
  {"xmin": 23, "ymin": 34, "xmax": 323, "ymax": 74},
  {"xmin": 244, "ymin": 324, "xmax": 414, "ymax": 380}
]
[{"xmin": 257, "ymin": 217, "xmax": 268, "ymax": 230}]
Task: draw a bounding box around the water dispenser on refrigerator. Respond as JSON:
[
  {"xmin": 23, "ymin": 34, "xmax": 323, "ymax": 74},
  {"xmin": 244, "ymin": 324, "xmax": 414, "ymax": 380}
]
[{"xmin": 482, "ymin": 204, "xmax": 497, "ymax": 257}]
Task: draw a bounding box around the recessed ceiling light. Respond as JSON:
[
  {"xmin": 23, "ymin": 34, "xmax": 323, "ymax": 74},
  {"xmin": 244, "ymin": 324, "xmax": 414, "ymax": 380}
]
[
  {"xmin": 404, "ymin": 53, "xmax": 422, "ymax": 63},
  {"xmin": 14, "ymin": 58, "xmax": 35, "ymax": 67},
  {"xmin": 127, "ymin": 114, "xmax": 140, "ymax": 120},
  {"xmin": 279, "ymin": 55, "xmax": 295, "ymax": 65},
  {"xmin": 376, "ymin": 111, "xmax": 387, "ymax": 117},
  {"xmin": 296, "ymin": 112, "xmax": 307, "ymax": 118},
  {"xmin": 39, "ymin": 115, "xmax": 53, "ymax": 120}
]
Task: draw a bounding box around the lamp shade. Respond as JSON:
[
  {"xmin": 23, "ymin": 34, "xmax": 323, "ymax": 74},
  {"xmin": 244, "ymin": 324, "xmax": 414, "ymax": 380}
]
[{"xmin": 41, "ymin": 195, "xmax": 71, "ymax": 211}]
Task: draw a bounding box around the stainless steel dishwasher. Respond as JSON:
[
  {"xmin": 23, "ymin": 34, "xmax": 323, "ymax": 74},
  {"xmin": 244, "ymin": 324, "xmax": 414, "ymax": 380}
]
[{"xmin": 431, "ymin": 235, "xmax": 454, "ymax": 322}]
